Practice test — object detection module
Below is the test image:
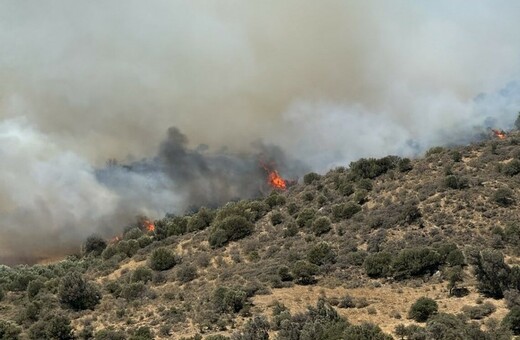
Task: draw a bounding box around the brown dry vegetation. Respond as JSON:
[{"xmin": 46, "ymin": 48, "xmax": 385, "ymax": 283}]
[{"xmin": 2, "ymin": 132, "xmax": 520, "ymax": 339}]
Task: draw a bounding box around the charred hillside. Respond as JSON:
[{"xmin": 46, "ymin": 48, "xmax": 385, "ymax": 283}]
[{"xmin": 3, "ymin": 132, "xmax": 520, "ymax": 339}]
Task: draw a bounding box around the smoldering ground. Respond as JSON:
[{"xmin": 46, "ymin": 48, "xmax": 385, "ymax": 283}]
[{"xmin": 1, "ymin": 1, "xmax": 520, "ymax": 263}]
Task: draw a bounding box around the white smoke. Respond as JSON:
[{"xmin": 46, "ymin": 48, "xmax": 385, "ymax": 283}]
[{"xmin": 1, "ymin": 0, "xmax": 520, "ymax": 262}]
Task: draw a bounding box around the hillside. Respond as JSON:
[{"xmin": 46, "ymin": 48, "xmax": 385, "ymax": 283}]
[{"xmin": 2, "ymin": 131, "xmax": 520, "ymax": 339}]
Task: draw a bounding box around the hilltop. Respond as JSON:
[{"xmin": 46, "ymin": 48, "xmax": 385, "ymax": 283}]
[{"xmin": 2, "ymin": 131, "xmax": 520, "ymax": 339}]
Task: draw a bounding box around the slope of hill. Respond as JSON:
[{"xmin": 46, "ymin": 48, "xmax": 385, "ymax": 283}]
[{"xmin": 2, "ymin": 132, "xmax": 520, "ymax": 339}]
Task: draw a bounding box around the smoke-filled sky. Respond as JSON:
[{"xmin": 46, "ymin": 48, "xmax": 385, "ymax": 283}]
[{"xmin": 1, "ymin": 0, "xmax": 520, "ymax": 263}]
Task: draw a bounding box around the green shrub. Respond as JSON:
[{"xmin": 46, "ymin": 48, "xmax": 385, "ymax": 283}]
[
  {"xmin": 503, "ymin": 159, "xmax": 520, "ymax": 176},
  {"xmin": 502, "ymin": 306, "xmax": 520, "ymax": 335},
  {"xmin": 0, "ymin": 320, "xmax": 21, "ymax": 340},
  {"xmin": 58, "ymin": 272, "xmax": 101, "ymax": 310},
  {"xmin": 493, "ymin": 187, "xmax": 515, "ymax": 207},
  {"xmin": 83, "ymin": 234, "xmax": 107, "ymax": 256},
  {"xmin": 176, "ymin": 264, "xmax": 197, "ymax": 283},
  {"xmin": 233, "ymin": 315, "xmax": 269, "ymax": 340},
  {"xmin": 303, "ymin": 172, "xmax": 321, "ymax": 185},
  {"xmin": 208, "ymin": 215, "xmax": 254, "ymax": 248},
  {"xmin": 137, "ymin": 236, "xmax": 153, "ymax": 248},
  {"xmin": 116, "ymin": 239, "xmax": 140, "ymax": 257},
  {"xmin": 451, "ymin": 151, "xmax": 462, "ymax": 162},
  {"xmin": 287, "ymin": 202, "xmax": 299, "ymax": 215},
  {"xmin": 101, "ymin": 245, "xmax": 118, "ymax": 260},
  {"xmin": 121, "ymin": 282, "xmax": 146, "ymax": 300},
  {"xmin": 409, "ymin": 297, "xmax": 438, "ymax": 322},
  {"xmin": 364, "ymin": 252, "xmax": 392, "ymax": 278},
  {"xmin": 312, "ymin": 216, "xmax": 332, "ymax": 236},
  {"xmin": 212, "ymin": 287, "xmax": 247, "ymax": 313},
  {"xmin": 265, "ymin": 194, "xmax": 286, "ymax": 208},
  {"xmin": 130, "ymin": 326, "xmax": 154, "ymax": 340},
  {"xmin": 278, "ymin": 266, "xmax": 293, "ymax": 282},
  {"xmin": 392, "ymin": 247, "xmax": 441, "ymax": 279},
  {"xmin": 123, "ymin": 227, "xmax": 143, "ymax": 240},
  {"xmin": 292, "ymin": 260, "xmax": 319, "ymax": 285},
  {"xmin": 0, "ymin": 286, "xmax": 4, "ymax": 301},
  {"xmin": 149, "ymin": 247, "xmax": 176, "ymax": 271},
  {"xmin": 444, "ymin": 175, "xmax": 469, "ymax": 189},
  {"xmin": 270, "ymin": 212, "xmax": 284, "ymax": 226},
  {"xmin": 504, "ymin": 223, "xmax": 520, "ymax": 246},
  {"xmin": 29, "ymin": 313, "xmax": 75, "ymax": 340},
  {"xmin": 95, "ymin": 329, "xmax": 126, "ymax": 340},
  {"xmin": 338, "ymin": 181, "xmax": 355, "ymax": 196},
  {"xmin": 296, "ymin": 208, "xmax": 316, "ymax": 227},
  {"xmin": 131, "ymin": 266, "xmax": 153, "ymax": 283},
  {"xmin": 187, "ymin": 207, "xmax": 215, "ymax": 232},
  {"xmin": 307, "ymin": 242, "xmax": 336, "ymax": 266},
  {"xmin": 343, "ymin": 322, "xmax": 392, "ymax": 340},
  {"xmin": 332, "ymin": 202, "xmax": 361, "ymax": 220},
  {"xmin": 349, "ymin": 156, "xmax": 399, "ymax": 180},
  {"xmin": 283, "ymin": 222, "xmax": 299, "ymax": 238},
  {"xmin": 357, "ymin": 178, "xmax": 373, "ymax": 191},
  {"xmin": 27, "ymin": 279, "xmax": 45, "ymax": 299},
  {"xmin": 466, "ymin": 248, "xmax": 510, "ymax": 298},
  {"xmin": 398, "ymin": 158, "xmax": 413, "ymax": 172}
]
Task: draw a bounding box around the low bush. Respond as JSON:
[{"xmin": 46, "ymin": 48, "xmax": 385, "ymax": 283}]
[
  {"xmin": 303, "ymin": 172, "xmax": 321, "ymax": 184},
  {"xmin": 292, "ymin": 260, "xmax": 319, "ymax": 285},
  {"xmin": 462, "ymin": 302, "xmax": 496, "ymax": 320},
  {"xmin": 131, "ymin": 266, "xmax": 153, "ymax": 284},
  {"xmin": 58, "ymin": 272, "xmax": 101, "ymax": 311},
  {"xmin": 208, "ymin": 215, "xmax": 254, "ymax": 248},
  {"xmin": 331, "ymin": 202, "xmax": 361, "ymax": 220},
  {"xmin": 307, "ymin": 242, "xmax": 336, "ymax": 266},
  {"xmin": 29, "ymin": 313, "xmax": 74, "ymax": 340},
  {"xmin": 83, "ymin": 234, "xmax": 107, "ymax": 256},
  {"xmin": 502, "ymin": 306, "xmax": 520, "ymax": 335},
  {"xmin": 149, "ymin": 247, "xmax": 176, "ymax": 271},
  {"xmin": 212, "ymin": 287, "xmax": 248, "ymax": 313},
  {"xmin": 312, "ymin": 216, "xmax": 332, "ymax": 236},
  {"xmin": 392, "ymin": 247, "xmax": 441, "ymax": 279},
  {"xmin": 270, "ymin": 212, "xmax": 284, "ymax": 226},
  {"xmin": 176, "ymin": 264, "xmax": 197, "ymax": 283},
  {"xmin": 409, "ymin": 297, "xmax": 438, "ymax": 322},
  {"xmin": 0, "ymin": 320, "xmax": 21, "ymax": 340},
  {"xmin": 121, "ymin": 282, "xmax": 146, "ymax": 300},
  {"xmin": 493, "ymin": 187, "xmax": 515, "ymax": 207},
  {"xmin": 364, "ymin": 252, "xmax": 392, "ymax": 278}
]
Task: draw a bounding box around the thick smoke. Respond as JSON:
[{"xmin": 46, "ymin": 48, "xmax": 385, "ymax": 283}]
[{"xmin": 1, "ymin": 1, "xmax": 520, "ymax": 263}]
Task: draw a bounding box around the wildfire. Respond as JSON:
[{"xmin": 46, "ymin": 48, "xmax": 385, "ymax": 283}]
[
  {"xmin": 143, "ymin": 219, "xmax": 155, "ymax": 232},
  {"xmin": 492, "ymin": 129, "xmax": 507, "ymax": 140},
  {"xmin": 261, "ymin": 162, "xmax": 287, "ymax": 190}
]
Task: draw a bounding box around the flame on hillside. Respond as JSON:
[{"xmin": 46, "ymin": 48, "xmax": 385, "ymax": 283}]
[
  {"xmin": 492, "ymin": 129, "xmax": 506, "ymax": 140},
  {"xmin": 260, "ymin": 162, "xmax": 287, "ymax": 190}
]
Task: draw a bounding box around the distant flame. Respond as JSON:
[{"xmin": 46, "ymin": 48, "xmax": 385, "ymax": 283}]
[
  {"xmin": 492, "ymin": 129, "xmax": 506, "ymax": 140},
  {"xmin": 268, "ymin": 169, "xmax": 287, "ymax": 190},
  {"xmin": 143, "ymin": 219, "xmax": 155, "ymax": 232},
  {"xmin": 261, "ymin": 162, "xmax": 287, "ymax": 190}
]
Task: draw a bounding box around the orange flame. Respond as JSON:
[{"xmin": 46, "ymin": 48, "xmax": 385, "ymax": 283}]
[
  {"xmin": 268, "ymin": 170, "xmax": 287, "ymax": 190},
  {"xmin": 143, "ymin": 219, "xmax": 155, "ymax": 232},
  {"xmin": 260, "ymin": 162, "xmax": 287, "ymax": 190},
  {"xmin": 492, "ymin": 129, "xmax": 506, "ymax": 140}
]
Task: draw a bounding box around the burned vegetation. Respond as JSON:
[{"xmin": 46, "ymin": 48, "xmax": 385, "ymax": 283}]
[{"xmin": 4, "ymin": 131, "xmax": 520, "ymax": 339}]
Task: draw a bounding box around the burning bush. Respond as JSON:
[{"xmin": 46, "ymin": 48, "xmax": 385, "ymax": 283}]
[
  {"xmin": 148, "ymin": 247, "xmax": 176, "ymax": 271},
  {"xmin": 58, "ymin": 272, "xmax": 101, "ymax": 311}
]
